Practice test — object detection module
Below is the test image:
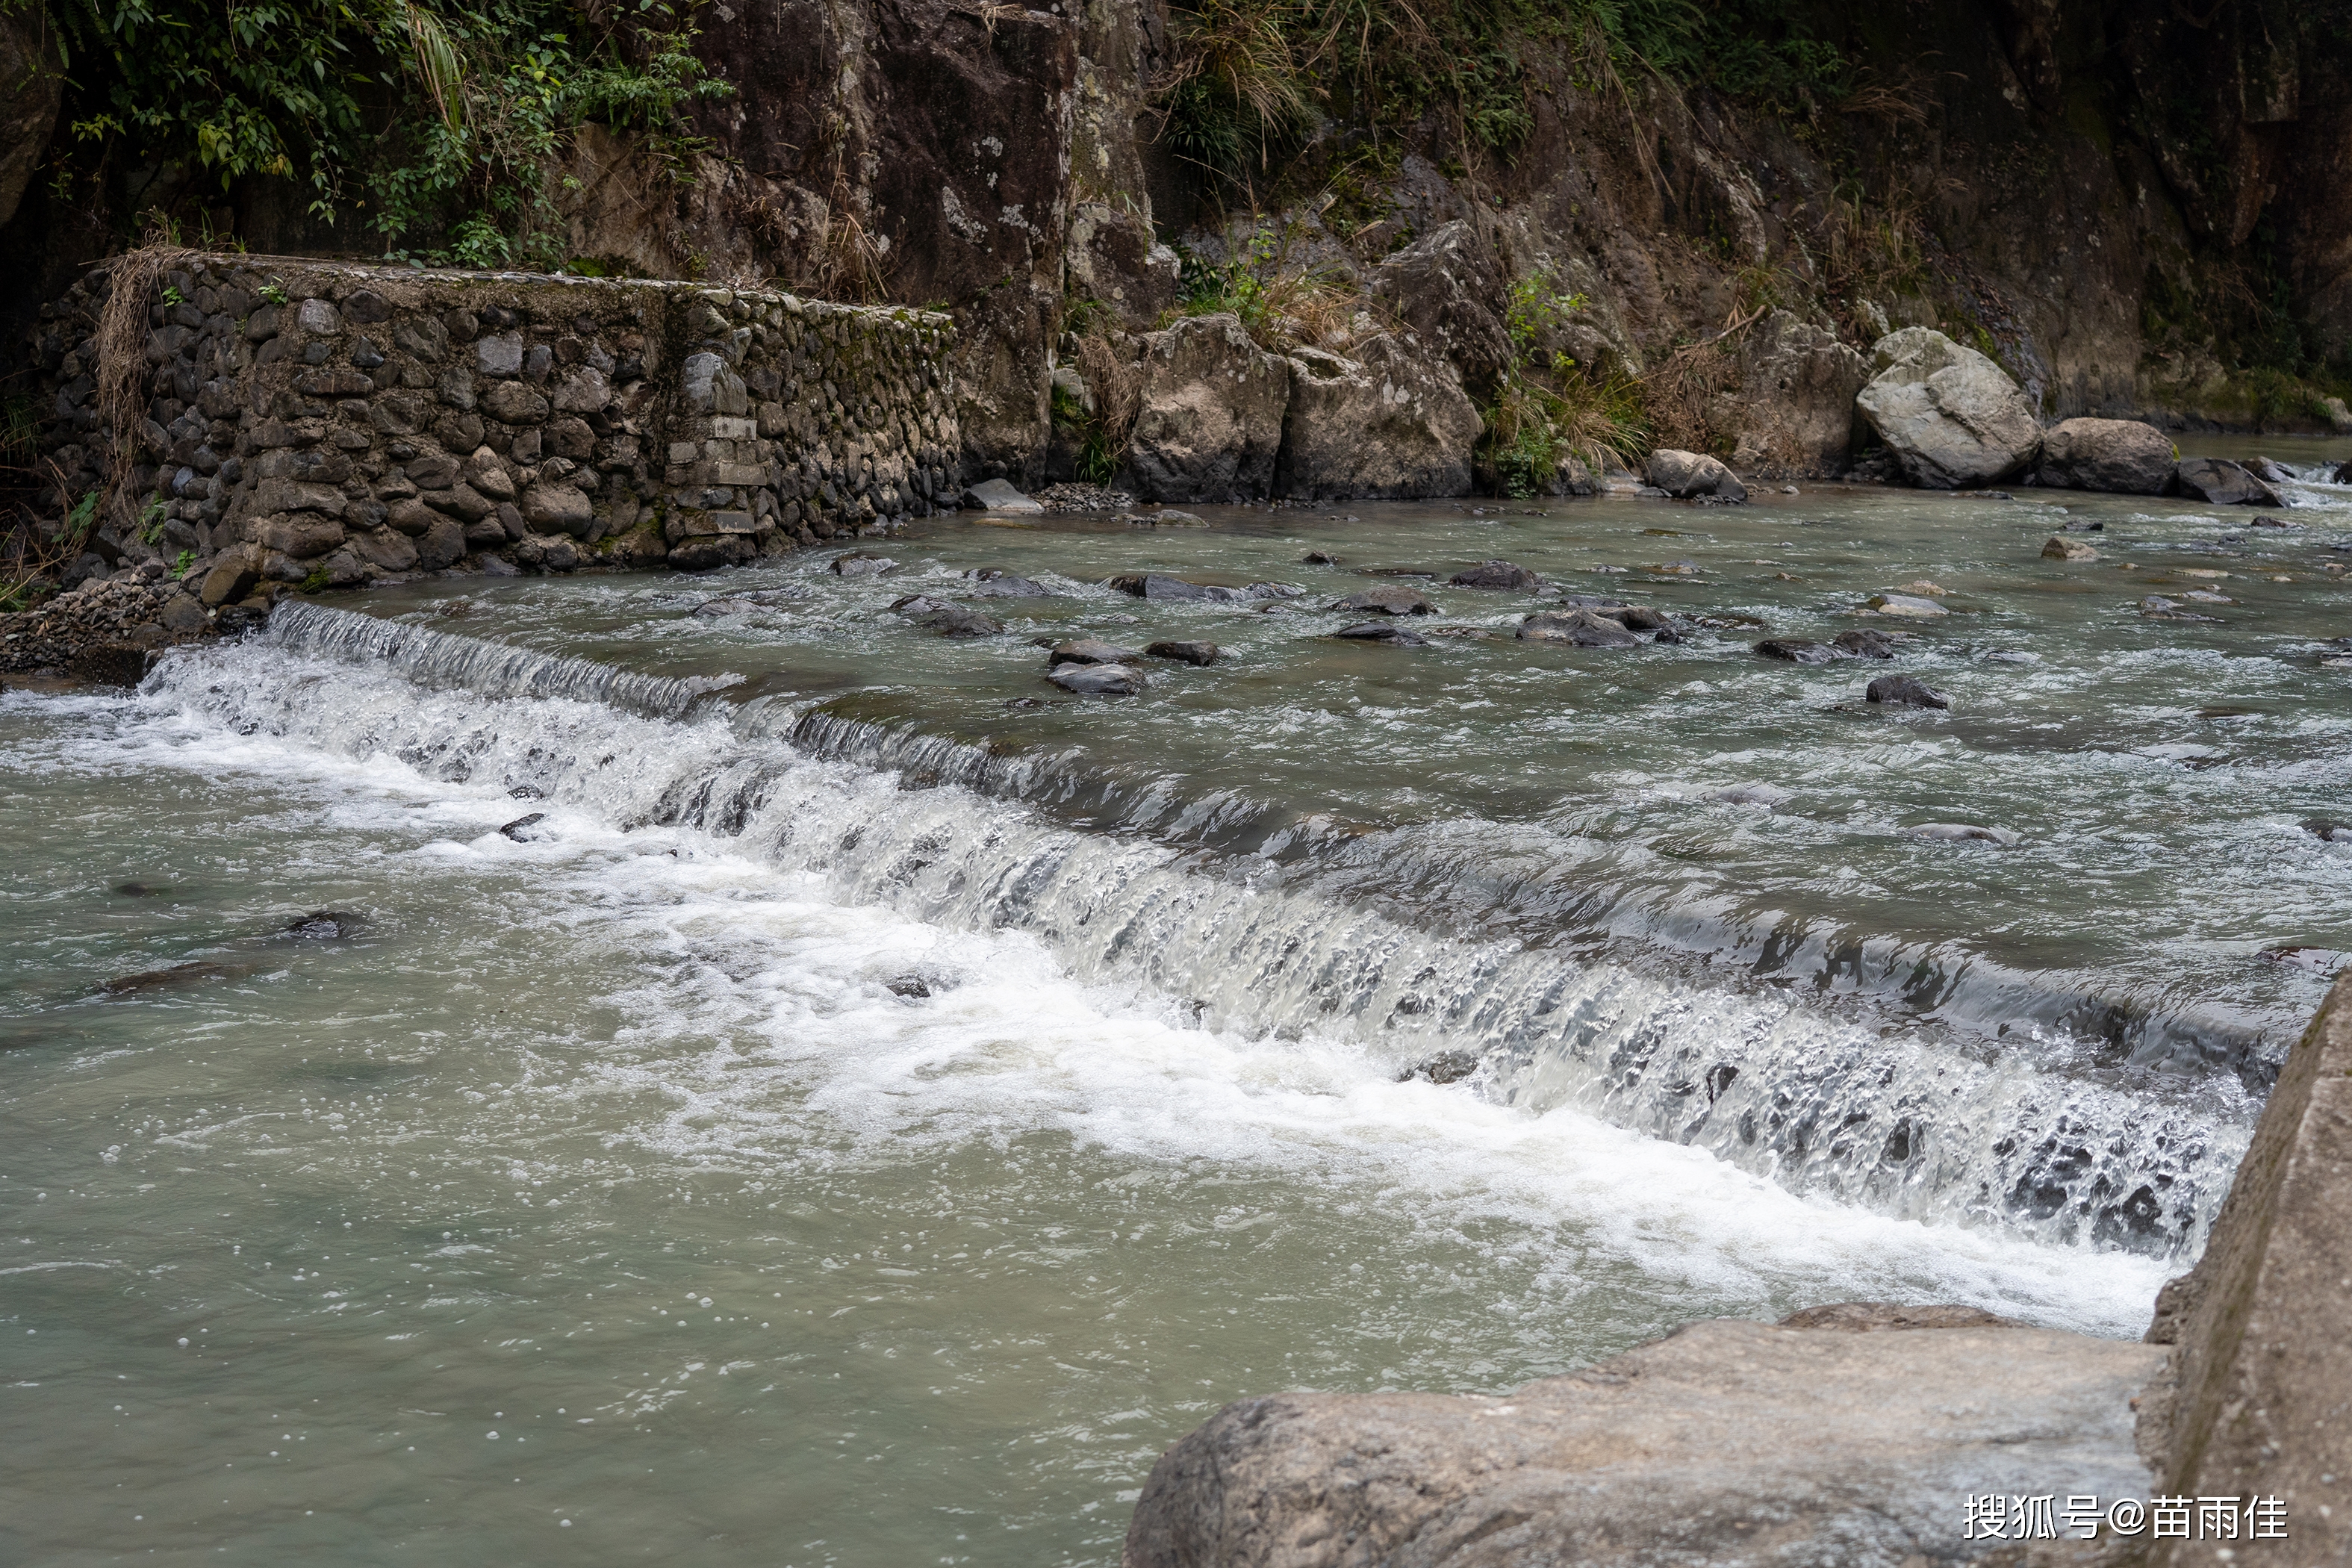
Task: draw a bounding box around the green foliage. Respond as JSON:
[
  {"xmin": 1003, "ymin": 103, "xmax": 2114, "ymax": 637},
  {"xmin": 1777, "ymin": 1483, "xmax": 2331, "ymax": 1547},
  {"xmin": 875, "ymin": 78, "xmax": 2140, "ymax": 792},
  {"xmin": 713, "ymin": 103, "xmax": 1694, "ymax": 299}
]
[
  {"xmin": 175, "ymin": 548, "xmax": 196, "ymax": 579},
  {"xmin": 160, "ymin": 284, "xmax": 186, "ymax": 308},
  {"xmin": 258, "ymin": 278, "xmax": 289, "ymax": 305},
  {"xmin": 1170, "ymin": 221, "xmax": 1357, "ymax": 350},
  {"xmin": 1476, "ymin": 266, "xmax": 1646, "ymax": 494},
  {"xmin": 36, "ymin": 0, "xmax": 731, "ymax": 266},
  {"xmin": 0, "ymin": 393, "xmax": 40, "ymax": 467},
  {"xmin": 137, "ymin": 497, "xmax": 169, "ymax": 544}
]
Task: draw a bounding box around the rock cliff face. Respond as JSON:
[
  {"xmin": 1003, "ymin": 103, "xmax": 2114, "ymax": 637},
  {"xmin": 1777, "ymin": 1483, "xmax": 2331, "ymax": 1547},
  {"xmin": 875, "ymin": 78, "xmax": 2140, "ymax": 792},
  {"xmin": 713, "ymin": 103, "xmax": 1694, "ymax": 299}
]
[{"xmin": 3, "ymin": 1, "xmax": 2349, "ymax": 497}]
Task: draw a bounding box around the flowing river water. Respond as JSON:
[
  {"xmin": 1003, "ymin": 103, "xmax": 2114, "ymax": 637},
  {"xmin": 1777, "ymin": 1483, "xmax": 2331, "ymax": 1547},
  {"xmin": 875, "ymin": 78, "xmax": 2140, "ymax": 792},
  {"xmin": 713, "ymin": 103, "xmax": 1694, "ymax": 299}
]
[{"xmin": 5, "ymin": 445, "xmax": 2350, "ymax": 1565}]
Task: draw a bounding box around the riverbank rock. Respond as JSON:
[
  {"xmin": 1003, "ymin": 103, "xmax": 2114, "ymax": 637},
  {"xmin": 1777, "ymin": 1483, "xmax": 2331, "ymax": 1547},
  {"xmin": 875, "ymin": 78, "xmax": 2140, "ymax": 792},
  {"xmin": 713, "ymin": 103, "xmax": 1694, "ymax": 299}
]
[
  {"xmin": 960, "ymin": 478, "xmax": 1042, "ymax": 514},
  {"xmin": 1123, "ymin": 1312, "xmax": 2161, "ymax": 1568},
  {"xmin": 1645, "ymin": 449, "xmax": 1749, "ymax": 501},
  {"xmin": 2174, "ymin": 458, "xmax": 2286, "ymax": 508},
  {"xmin": 2036, "ymin": 417, "xmax": 2175, "ymax": 494},
  {"xmin": 1854, "ymin": 329, "xmax": 2041, "ymax": 488},
  {"xmin": 1126, "ymin": 314, "xmax": 1291, "ymax": 503},
  {"xmin": 1730, "ymin": 309, "xmax": 1870, "ymax": 477},
  {"xmin": 1275, "ymin": 337, "xmax": 1480, "ymax": 500}
]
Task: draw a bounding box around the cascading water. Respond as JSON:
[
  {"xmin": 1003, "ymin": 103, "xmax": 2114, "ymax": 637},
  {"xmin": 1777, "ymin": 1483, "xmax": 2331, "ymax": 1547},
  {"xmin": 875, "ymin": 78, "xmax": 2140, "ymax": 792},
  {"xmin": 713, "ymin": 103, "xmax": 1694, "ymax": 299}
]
[{"xmin": 225, "ymin": 599, "xmax": 2256, "ymax": 1259}]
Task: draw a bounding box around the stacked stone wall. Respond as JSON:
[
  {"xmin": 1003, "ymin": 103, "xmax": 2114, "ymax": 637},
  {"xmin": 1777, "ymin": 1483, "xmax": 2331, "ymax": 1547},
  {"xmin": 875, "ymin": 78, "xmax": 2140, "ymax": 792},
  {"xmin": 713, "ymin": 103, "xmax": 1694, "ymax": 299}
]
[{"xmin": 19, "ymin": 253, "xmax": 957, "ymax": 594}]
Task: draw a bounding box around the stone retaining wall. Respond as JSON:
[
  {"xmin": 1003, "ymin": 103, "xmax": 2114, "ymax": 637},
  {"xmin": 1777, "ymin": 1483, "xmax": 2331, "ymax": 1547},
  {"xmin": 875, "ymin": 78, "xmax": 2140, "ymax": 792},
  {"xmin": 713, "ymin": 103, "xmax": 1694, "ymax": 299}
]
[{"xmin": 20, "ymin": 253, "xmax": 957, "ymax": 591}]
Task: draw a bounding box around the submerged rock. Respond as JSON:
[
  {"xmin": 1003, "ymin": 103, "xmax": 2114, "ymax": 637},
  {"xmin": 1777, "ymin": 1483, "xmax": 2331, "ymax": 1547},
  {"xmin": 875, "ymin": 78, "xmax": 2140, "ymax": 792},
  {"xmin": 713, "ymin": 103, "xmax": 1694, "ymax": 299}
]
[
  {"xmin": 1396, "ymin": 1048, "xmax": 1481, "ymax": 1085},
  {"xmin": 1755, "ymin": 638, "xmax": 1842, "ymax": 664},
  {"xmin": 1448, "ymin": 559, "xmax": 1541, "ymax": 591},
  {"xmin": 1048, "ymin": 662, "xmax": 1147, "ymax": 696},
  {"xmin": 2035, "ymin": 417, "xmax": 2175, "ymax": 494},
  {"xmin": 1330, "ymin": 584, "xmax": 1436, "ymax": 616},
  {"xmin": 1867, "ymin": 674, "xmax": 1950, "ymax": 709},
  {"xmin": 280, "ymin": 910, "xmax": 366, "ymax": 939},
  {"xmin": 892, "ymin": 597, "xmax": 1004, "ymax": 637},
  {"xmin": 1144, "ymin": 640, "xmax": 1219, "ymax": 666},
  {"xmin": 1048, "ymin": 638, "xmax": 1139, "ymax": 668},
  {"xmin": 1854, "ymin": 328, "xmax": 2041, "ymax": 488},
  {"xmin": 1866, "ymin": 592, "xmax": 1947, "ymax": 617},
  {"xmin": 962, "ymin": 568, "xmax": 1051, "ymax": 597},
  {"xmin": 2301, "ymin": 819, "xmax": 2352, "ymax": 844},
  {"xmin": 829, "ymin": 553, "xmax": 898, "ymax": 576},
  {"xmin": 884, "ymin": 974, "xmax": 932, "ymax": 998},
  {"xmin": 1118, "ymin": 508, "xmax": 1205, "ymax": 527},
  {"xmin": 1106, "ymin": 573, "xmax": 1255, "ymax": 603},
  {"xmin": 1832, "ymin": 629, "xmax": 1900, "ymax": 659},
  {"xmin": 499, "ymin": 812, "xmax": 546, "ymax": 841},
  {"xmin": 2041, "ymin": 535, "xmax": 2100, "ymax": 561},
  {"xmin": 97, "ymin": 961, "xmax": 248, "ymax": 995},
  {"xmin": 1911, "ymin": 821, "xmax": 2017, "ymax": 845},
  {"xmin": 1519, "ymin": 609, "xmax": 1640, "ymax": 647},
  {"xmin": 1331, "ymin": 621, "xmax": 1428, "ymax": 646},
  {"xmin": 1711, "ymin": 782, "xmax": 1792, "ymax": 807}
]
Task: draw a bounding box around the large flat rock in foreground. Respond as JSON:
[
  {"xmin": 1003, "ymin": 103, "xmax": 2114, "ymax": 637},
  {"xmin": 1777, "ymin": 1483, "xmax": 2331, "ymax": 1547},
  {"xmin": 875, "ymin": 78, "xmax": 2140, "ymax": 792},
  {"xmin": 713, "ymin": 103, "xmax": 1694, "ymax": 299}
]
[{"xmin": 1124, "ymin": 1308, "xmax": 2162, "ymax": 1568}]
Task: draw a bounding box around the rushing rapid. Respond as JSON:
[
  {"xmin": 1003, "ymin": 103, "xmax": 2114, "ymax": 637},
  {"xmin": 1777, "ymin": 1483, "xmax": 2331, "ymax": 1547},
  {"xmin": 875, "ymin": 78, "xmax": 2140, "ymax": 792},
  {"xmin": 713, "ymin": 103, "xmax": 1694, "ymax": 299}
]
[{"xmin": 4, "ymin": 467, "xmax": 2347, "ymax": 1565}]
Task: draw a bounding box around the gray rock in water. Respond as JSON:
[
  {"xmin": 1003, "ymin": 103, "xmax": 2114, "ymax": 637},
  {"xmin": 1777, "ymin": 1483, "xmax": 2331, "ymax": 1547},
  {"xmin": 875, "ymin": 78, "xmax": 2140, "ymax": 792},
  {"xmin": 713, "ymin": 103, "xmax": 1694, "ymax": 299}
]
[
  {"xmin": 2302, "ymin": 819, "xmax": 2352, "ymax": 844},
  {"xmin": 1755, "ymin": 638, "xmax": 1843, "ymax": 664},
  {"xmin": 1117, "ymin": 508, "xmax": 1206, "ymax": 527},
  {"xmin": 885, "ymin": 974, "xmax": 932, "ymax": 998},
  {"xmin": 2174, "ymin": 457, "xmax": 2286, "ymax": 508},
  {"xmin": 1867, "ymin": 674, "xmax": 1950, "ymax": 709},
  {"xmin": 1644, "ymin": 449, "xmax": 1749, "ymax": 501},
  {"xmin": 1832, "ymin": 629, "xmax": 1899, "ymax": 658},
  {"xmin": 962, "ymin": 568, "xmax": 1051, "ymax": 597},
  {"xmin": 829, "ymin": 553, "xmax": 898, "ymax": 576},
  {"xmin": 2035, "ymin": 417, "xmax": 2176, "ymax": 494},
  {"xmin": 280, "ymin": 910, "xmax": 366, "ymax": 939},
  {"xmin": 1331, "ymin": 584, "xmax": 1436, "ymax": 616},
  {"xmin": 1855, "ymin": 329, "xmax": 2041, "ymax": 488},
  {"xmin": 1123, "ymin": 1313, "xmax": 2160, "ymax": 1568},
  {"xmin": 1048, "ymin": 638, "xmax": 1139, "ymax": 668},
  {"xmin": 1449, "ymin": 559, "xmax": 1541, "ymax": 591},
  {"xmin": 1911, "ymin": 821, "xmax": 2017, "ymax": 845},
  {"xmin": 1331, "ymin": 621, "xmax": 1428, "ymax": 646},
  {"xmin": 892, "ymin": 597, "xmax": 1004, "ymax": 637},
  {"xmin": 1519, "ymin": 609, "xmax": 1640, "ymax": 647},
  {"xmin": 1711, "ymin": 782, "xmax": 1792, "ymax": 807},
  {"xmin": 1145, "ymin": 640, "xmax": 1220, "ymax": 666},
  {"xmin": 1396, "ymin": 1048, "xmax": 1480, "ymax": 1085},
  {"xmin": 1048, "ymin": 662, "xmax": 1147, "ymax": 696},
  {"xmin": 961, "ymin": 477, "xmax": 1042, "ymax": 514},
  {"xmin": 499, "ymin": 812, "xmax": 546, "ymax": 841},
  {"xmin": 1106, "ymin": 572, "xmax": 1252, "ymax": 603},
  {"xmin": 2041, "ymin": 534, "xmax": 2100, "ymax": 561}
]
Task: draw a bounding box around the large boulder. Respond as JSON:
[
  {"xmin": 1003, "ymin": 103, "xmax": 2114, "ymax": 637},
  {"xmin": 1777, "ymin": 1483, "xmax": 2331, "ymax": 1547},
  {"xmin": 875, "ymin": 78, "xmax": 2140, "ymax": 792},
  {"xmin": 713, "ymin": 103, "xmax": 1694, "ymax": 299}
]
[
  {"xmin": 2037, "ymin": 417, "xmax": 2176, "ymax": 494},
  {"xmin": 1124, "ymin": 1309, "xmax": 2161, "ymax": 1568},
  {"xmin": 1645, "ymin": 449, "xmax": 1747, "ymax": 500},
  {"xmin": 1730, "ymin": 310, "xmax": 1870, "ymax": 476},
  {"xmin": 2174, "ymin": 457, "xmax": 2286, "ymax": 507},
  {"xmin": 1125, "ymin": 314, "xmax": 1291, "ymax": 503},
  {"xmin": 1275, "ymin": 337, "xmax": 1480, "ymax": 499},
  {"xmin": 1854, "ymin": 329, "xmax": 2041, "ymax": 488}
]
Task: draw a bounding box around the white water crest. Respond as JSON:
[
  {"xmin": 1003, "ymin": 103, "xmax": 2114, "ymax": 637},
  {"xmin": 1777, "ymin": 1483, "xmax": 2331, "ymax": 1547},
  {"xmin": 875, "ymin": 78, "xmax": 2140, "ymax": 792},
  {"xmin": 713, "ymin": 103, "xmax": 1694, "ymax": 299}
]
[{"xmin": 140, "ymin": 602, "xmax": 2255, "ymax": 1264}]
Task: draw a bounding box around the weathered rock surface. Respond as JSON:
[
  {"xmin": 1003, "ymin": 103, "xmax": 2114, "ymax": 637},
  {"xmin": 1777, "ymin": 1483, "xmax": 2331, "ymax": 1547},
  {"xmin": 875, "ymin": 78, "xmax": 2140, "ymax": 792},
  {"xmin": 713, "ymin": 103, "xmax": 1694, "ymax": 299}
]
[
  {"xmin": 2041, "ymin": 535, "xmax": 2099, "ymax": 561},
  {"xmin": 1867, "ymin": 674, "xmax": 1950, "ymax": 709},
  {"xmin": 1048, "ymin": 638, "xmax": 1139, "ymax": 668},
  {"xmin": 2134, "ymin": 968, "xmax": 2352, "ymax": 1567},
  {"xmin": 2174, "ymin": 458, "xmax": 2287, "ymax": 508},
  {"xmin": 1331, "ymin": 620, "xmax": 1427, "ymax": 646},
  {"xmin": 1331, "ymin": 585, "xmax": 1436, "ymax": 616},
  {"xmin": 1127, "ymin": 314, "xmax": 1291, "ymax": 503},
  {"xmin": 1448, "ymin": 560, "xmax": 1540, "ymax": 591},
  {"xmin": 962, "ymin": 478, "xmax": 1043, "ymax": 514},
  {"xmin": 1855, "ymin": 329, "xmax": 2041, "ymax": 488},
  {"xmin": 1107, "ymin": 573, "xmax": 1257, "ymax": 603},
  {"xmin": 1144, "ymin": 640, "xmax": 1219, "ymax": 666},
  {"xmin": 1274, "ymin": 337, "xmax": 1480, "ymax": 500},
  {"xmin": 1124, "ymin": 1312, "xmax": 2162, "ymax": 1568},
  {"xmin": 2036, "ymin": 417, "xmax": 2175, "ymax": 494},
  {"xmin": 1519, "ymin": 609, "xmax": 1640, "ymax": 647},
  {"xmin": 1365, "ymin": 223, "xmax": 1516, "ymax": 399},
  {"xmin": 1645, "ymin": 449, "xmax": 1748, "ymax": 501},
  {"xmin": 1048, "ymin": 662, "xmax": 1146, "ymax": 696},
  {"xmin": 1730, "ymin": 310, "xmax": 1870, "ymax": 477}
]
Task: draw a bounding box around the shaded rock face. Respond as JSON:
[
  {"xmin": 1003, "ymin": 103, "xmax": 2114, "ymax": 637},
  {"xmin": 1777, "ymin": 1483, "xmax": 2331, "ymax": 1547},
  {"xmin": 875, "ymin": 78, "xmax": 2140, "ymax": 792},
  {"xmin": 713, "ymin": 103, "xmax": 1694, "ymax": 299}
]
[
  {"xmin": 1366, "ymin": 222, "xmax": 1516, "ymax": 400},
  {"xmin": 2036, "ymin": 417, "xmax": 2175, "ymax": 494},
  {"xmin": 1731, "ymin": 310, "xmax": 1869, "ymax": 477},
  {"xmin": 1124, "ymin": 1315, "xmax": 2162, "ymax": 1568},
  {"xmin": 1275, "ymin": 337, "xmax": 1479, "ymax": 500},
  {"xmin": 0, "ymin": 4, "xmax": 60, "ymax": 228},
  {"xmin": 1127, "ymin": 314, "xmax": 1291, "ymax": 503},
  {"xmin": 1855, "ymin": 329, "xmax": 2041, "ymax": 488}
]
